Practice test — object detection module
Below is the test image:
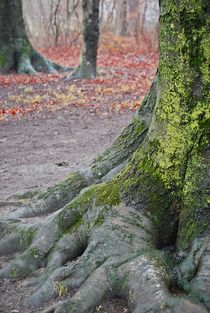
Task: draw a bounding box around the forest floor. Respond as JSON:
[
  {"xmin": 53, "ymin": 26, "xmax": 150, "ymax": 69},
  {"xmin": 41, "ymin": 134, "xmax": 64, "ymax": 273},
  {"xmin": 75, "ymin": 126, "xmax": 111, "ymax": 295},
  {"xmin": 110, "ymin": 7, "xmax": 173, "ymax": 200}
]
[{"xmin": 0, "ymin": 37, "xmax": 158, "ymax": 313}]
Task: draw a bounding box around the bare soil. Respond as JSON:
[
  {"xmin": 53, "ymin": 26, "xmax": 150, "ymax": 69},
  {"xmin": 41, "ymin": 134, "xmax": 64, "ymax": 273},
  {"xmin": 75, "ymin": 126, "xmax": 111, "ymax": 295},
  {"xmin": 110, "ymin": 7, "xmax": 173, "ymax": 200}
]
[
  {"xmin": 0, "ymin": 107, "xmax": 132, "ymax": 201},
  {"xmin": 0, "ymin": 105, "xmax": 132, "ymax": 313}
]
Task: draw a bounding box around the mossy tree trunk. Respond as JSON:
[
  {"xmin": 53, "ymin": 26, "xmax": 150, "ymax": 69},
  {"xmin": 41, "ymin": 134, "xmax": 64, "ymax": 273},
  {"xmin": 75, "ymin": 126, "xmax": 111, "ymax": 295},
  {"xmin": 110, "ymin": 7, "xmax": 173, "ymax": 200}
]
[
  {"xmin": 0, "ymin": 0, "xmax": 69, "ymax": 74},
  {"xmin": 70, "ymin": 0, "xmax": 100, "ymax": 79},
  {"xmin": 0, "ymin": 1, "xmax": 209, "ymax": 313}
]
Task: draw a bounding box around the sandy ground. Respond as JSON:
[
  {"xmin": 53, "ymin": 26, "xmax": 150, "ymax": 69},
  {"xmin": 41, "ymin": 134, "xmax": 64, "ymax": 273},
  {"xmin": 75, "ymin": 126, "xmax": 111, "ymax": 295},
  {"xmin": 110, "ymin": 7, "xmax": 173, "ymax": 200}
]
[
  {"xmin": 0, "ymin": 106, "xmax": 132, "ymax": 313},
  {"xmin": 0, "ymin": 107, "xmax": 132, "ymax": 200}
]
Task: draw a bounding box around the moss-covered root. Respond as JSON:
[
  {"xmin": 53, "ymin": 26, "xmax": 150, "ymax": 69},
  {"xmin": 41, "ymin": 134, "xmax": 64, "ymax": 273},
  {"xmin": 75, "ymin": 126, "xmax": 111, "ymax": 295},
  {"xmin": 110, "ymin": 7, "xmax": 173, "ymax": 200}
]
[
  {"xmin": 23, "ymin": 203, "xmax": 155, "ymax": 309},
  {"xmin": 31, "ymin": 51, "xmax": 72, "ymax": 73},
  {"xmin": 190, "ymin": 239, "xmax": 210, "ymax": 309},
  {"xmin": 17, "ymin": 50, "xmax": 72, "ymax": 74},
  {"xmin": 0, "ymin": 217, "xmax": 60, "ymax": 279},
  {"xmin": 0, "ymin": 198, "xmax": 208, "ymax": 313},
  {"xmin": 0, "ymin": 219, "xmax": 39, "ymax": 256},
  {"xmin": 2, "ymin": 172, "xmax": 89, "ymax": 220},
  {"xmin": 91, "ymin": 74, "xmax": 158, "ymax": 179}
]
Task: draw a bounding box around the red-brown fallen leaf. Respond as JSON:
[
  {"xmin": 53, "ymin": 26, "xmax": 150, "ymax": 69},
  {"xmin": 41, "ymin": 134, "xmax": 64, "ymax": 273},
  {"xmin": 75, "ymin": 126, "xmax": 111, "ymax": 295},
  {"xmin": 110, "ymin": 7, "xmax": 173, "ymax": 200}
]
[{"xmin": 0, "ymin": 36, "xmax": 158, "ymax": 121}]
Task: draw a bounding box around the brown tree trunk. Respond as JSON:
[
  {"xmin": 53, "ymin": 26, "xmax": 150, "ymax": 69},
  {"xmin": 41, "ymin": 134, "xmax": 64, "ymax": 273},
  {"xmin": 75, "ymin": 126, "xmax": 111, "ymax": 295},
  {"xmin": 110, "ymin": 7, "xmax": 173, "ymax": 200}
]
[
  {"xmin": 0, "ymin": 0, "xmax": 69, "ymax": 74},
  {"xmin": 70, "ymin": 0, "xmax": 100, "ymax": 79},
  {"xmin": 128, "ymin": 0, "xmax": 139, "ymax": 35},
  {"xmin": 115, "ymin": 0, "xmax": 128, "ymax": 36}
]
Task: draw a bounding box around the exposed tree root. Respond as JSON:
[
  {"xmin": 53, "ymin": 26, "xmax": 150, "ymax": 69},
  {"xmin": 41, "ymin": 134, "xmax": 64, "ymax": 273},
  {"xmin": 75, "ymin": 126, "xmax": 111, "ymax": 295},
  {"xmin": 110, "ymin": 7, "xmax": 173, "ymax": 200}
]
[
  {"xmin": 66, "ymin": 64, "xmax": 96, "ymax": 80},
  {"xmin": 17, "ymin": 50, "xmax": 72, "ymax": 74},
  {"xmin": 0, "ymin": 184, "xmax": 209, "ymax": 313}
]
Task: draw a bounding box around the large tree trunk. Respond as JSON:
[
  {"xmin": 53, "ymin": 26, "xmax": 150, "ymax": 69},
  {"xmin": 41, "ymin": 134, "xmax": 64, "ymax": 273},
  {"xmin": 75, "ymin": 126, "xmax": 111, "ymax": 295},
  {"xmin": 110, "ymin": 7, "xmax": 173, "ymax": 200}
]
[
  {"xmin": 0, "ymin": 0, "xmax": 69, "ymax": 74},
  {"xmin": 70, "ymin": 0, "xmax": 100, "ymax": 79},
  {"xmin": 0, "ymin": 1, "xmax": 209, "ymax": 312}
]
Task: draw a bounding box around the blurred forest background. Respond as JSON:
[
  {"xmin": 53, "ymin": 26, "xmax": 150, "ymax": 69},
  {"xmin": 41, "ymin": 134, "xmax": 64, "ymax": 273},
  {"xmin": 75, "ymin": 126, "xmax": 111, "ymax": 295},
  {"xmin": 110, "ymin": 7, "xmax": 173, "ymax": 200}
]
[{"xmin": 23, "ymin": 0, "xmax": 159, "ymax": 52}]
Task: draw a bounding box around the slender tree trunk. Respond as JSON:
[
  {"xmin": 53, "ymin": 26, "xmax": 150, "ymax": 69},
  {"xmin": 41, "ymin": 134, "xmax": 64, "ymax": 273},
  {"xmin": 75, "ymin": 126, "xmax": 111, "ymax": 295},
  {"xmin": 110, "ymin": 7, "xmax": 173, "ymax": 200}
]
[
  {"xmin": 0, "ymin": 1, "xmax": 209, "ymax": 313},
  {"xmin": 128, "ymin": 0, "xmax": 139, "ymax": 35},
  {"xmin": 0, "ymin": 0, "xmax": 69, "ymax": 74},
  {"xmin": 70, "ymin": 0, "xmax": 100, "ymax": 79},
  {"xmin": 115, "ymin": 0, "xmax": 128, "ymax": 36}
]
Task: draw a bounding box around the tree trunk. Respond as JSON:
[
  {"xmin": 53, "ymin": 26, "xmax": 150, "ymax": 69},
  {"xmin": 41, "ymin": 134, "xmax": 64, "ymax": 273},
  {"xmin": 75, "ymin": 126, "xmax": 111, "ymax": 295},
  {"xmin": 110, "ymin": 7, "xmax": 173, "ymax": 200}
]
[
  {"xmin": 0, "ymin": 1, "xmax": 209, "ymax": 313},
  {"xmin": 115, "ymin": 0, "xmax": 128, "ymax": 36},
  {"xmin": 0, "ymin": 0, "xmax": 69, "ymax": 74},
  {"xmin": 70, "ymin": 0, "xmax": 100, "ymax": 79},
  {"xmin": 128, "ymin": 0, "xmax": 139, "ymax": 35}
]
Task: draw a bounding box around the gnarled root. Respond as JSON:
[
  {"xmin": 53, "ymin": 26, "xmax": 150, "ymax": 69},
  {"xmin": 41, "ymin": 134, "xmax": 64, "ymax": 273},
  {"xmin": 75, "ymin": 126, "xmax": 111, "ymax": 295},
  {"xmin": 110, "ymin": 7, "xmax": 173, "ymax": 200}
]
[
  {"xmin": 175, "ymin": 236, "xmax": 210, "ymax": 310},
  {"xmin": 0, "ymin": 186, "xmax": 209, "ymax": 313},
  {"xmin": 1, "ymin": 172, "xmax": 90, "ymax": 220},
  {"xmin": 16, "ymin": 50, "xmax": 72, "ymax": 75}
]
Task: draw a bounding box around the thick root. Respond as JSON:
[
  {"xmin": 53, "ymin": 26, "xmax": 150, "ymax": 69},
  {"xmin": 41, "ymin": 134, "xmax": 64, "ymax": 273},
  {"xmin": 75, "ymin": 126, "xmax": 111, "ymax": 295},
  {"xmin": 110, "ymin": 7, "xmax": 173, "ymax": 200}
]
[
  {"xmin": 2, "ymin": 172, "xmax": 89, "ymax": 220},
  {"xmin": 32, "ymin": 51, "xmax": 72, "ymax": 73},
  {"xmin": 175, "ymin": 236, "xmax": 210, "ymax": 309},
  {"xmin": 16, "ymin": 50, "xmax": 72, "ymax": 74},
  {"xmin": 0, "ymin": 183, "xmax": 209, "ymax": 313},
  {"xmin": 18, "ymin": 54, "xmax": 37, "ymax": 74},
  {"xmin": 66, "ymin": 64, "xmax": 96, "ymax": 80},
  {"xmin": 118, "ymin": 255, "xmax": 208, "ymax": 313}
]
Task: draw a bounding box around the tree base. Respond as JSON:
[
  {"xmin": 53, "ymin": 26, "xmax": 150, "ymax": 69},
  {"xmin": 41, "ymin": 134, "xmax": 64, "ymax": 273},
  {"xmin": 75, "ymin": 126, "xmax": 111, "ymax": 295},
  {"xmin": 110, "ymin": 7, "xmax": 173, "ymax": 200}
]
[
  {"xmin": 0, "ymin": 46, "xmax": 72, "ymax": 75},
  {"xmin": 66, "ymin": 64, "xmax": 97, "ymax": 80},
  {"xmin": 18, "ymin": 51, "xmax": 72, "ymax": 74}
]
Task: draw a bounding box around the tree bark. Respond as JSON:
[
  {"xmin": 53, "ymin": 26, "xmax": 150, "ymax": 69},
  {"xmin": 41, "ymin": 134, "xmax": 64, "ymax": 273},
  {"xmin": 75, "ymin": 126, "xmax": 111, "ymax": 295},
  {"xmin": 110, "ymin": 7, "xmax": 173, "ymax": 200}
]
[
  {"xmin": 0, "ymin": 0, "xmax": 69, "ymax": 74},
  {"xmin": 0, "ymin": 0, "xmax": 209, "ymax": 312},
  {"xmin": 70, "ymin": 0, "xmax": 100, "ymax": 79},
  {"xmin": 115, "ymin": 0, "xmax": 128, "ymax": 36},
  {"xmin": 127, "ymin": 0, "xmax": 139, "ymax": 35}
]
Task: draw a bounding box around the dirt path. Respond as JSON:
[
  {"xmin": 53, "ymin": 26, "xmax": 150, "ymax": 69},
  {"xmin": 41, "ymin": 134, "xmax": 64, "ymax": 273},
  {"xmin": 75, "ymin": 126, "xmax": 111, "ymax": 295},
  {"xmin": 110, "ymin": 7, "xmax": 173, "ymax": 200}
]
[{"xmin": 0, "ymin": 107, "xmax": 132, "ymax": 201}]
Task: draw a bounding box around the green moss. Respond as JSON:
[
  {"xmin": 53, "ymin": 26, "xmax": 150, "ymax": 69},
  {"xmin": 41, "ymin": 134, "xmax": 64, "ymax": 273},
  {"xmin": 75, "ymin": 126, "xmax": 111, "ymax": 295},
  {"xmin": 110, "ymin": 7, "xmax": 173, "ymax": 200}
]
[
  {"xmin": 91, "ymin": 115, "xmax": 148, "ymax": 179},
  {"xmin": 0, "ymin": 52, "xmax": 7, "ymax": 67},
  {"xmin": 37, "ymin": 172, "xmax": 87, "ymax": 202},
  {"xmin": 20, "ymin": 247, "xmax": 41, "ymax": 266},
  {"xmin": 92, "ymin": 215, "xmax": 105, "ymax": 227},
  {"xmin": 20, "ymin": 227, "xmax": 36, "ymax": 248},
  {"xmin": 95, "ymin": 182, "xmax": 120, "ymax": 206},
  {"xmin": 11, "ymin": 266, "xmax": 19, "ymax": 278},
  {"xmin": 16, "ymin": 38, "xmax": 33, "ymax": 57},
  {"xmin": 27, "ymin": 246, "xmax": 40, "ymax": 258},
  {"xmin": 55, "ymin": 180, "xmax": 120, "ymax": 235}
]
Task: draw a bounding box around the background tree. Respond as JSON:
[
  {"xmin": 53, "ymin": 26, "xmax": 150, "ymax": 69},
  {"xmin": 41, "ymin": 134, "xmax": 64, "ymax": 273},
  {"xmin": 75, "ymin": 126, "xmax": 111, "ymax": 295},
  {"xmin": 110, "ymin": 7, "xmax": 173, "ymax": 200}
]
[
  {"xmin": 0, "ymin": 0, "xmax": 209, "ymax": 313},
  {"xmin": 0, "ymin": 0, "xmax": 68, "ymax": 74},
  {"xmin": 115, "ymin": 0, "xmax": 128, "ymax": 36},
  {"xmin": 127, "ymin": 0, "xmax": 139, "ymax": 35},
  {"xmin": 70, "ymin": 0, "xmax": 100, "ymax": 79}
]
